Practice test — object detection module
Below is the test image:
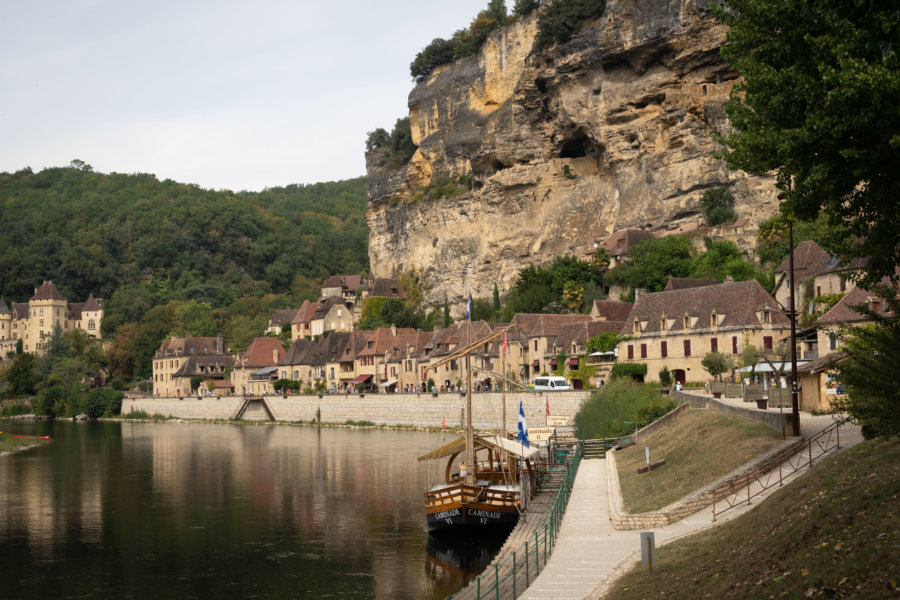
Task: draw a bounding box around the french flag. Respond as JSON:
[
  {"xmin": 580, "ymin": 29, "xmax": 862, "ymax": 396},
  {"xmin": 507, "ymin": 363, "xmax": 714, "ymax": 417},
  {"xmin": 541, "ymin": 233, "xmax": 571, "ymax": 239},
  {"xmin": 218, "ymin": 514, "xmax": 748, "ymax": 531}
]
[{"xmin": 517, "ymin": 401, "xmax": 530, "ymax": 448}]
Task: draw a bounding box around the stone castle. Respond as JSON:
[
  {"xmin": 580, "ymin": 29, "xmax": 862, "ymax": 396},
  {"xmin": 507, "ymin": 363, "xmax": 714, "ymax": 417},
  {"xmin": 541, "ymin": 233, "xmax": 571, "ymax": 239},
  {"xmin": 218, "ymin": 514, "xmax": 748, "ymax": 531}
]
[{"xmin": 0, "ymin": 280, "xmax": 103, "ymax": 355}]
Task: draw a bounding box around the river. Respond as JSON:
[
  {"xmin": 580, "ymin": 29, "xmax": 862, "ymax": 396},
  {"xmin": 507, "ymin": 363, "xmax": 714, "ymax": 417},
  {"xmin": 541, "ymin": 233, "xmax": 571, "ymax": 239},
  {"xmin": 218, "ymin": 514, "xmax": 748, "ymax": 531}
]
[{"xmin": 0, "ymin": 420, "xmax": 504, "ymax": 599}]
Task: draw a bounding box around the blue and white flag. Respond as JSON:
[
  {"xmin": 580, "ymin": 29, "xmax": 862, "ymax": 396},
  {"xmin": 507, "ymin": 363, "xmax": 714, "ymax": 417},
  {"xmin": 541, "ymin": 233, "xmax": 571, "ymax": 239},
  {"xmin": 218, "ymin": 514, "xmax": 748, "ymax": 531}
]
[
  {"xmin": 517, "ymin": 401, "xmax": 530, "ymax": 448},
  {"xmin": 465, "ymin": 296, "xmax": 472, "ymax": 321}
]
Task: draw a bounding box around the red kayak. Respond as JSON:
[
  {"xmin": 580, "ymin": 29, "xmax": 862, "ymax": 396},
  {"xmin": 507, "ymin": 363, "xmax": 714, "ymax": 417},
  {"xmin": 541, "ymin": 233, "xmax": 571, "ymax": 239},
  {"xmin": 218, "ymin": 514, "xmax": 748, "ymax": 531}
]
[{"xmin": 12, "ymin": 435, "xmax": 50, "ymax": 440}]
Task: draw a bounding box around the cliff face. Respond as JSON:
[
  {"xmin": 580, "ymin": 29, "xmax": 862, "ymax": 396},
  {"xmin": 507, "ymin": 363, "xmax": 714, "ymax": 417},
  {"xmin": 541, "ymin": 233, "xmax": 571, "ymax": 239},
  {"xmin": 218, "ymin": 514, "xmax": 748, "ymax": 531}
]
[{"xmin": 366, "ymin": 0, "xmax": 777, "ymax": 307}]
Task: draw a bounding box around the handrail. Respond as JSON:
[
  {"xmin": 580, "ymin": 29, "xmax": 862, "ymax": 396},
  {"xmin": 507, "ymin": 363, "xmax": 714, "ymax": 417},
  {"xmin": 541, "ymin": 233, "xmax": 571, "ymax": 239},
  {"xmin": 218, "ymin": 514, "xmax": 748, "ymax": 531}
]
[
  {"xmin": 711, "ymin": 421, "xmax": 843, "ymax": 521},
  {"xmin": 445, "ymin": 443, "xmax": 583, "ymax": 600}
]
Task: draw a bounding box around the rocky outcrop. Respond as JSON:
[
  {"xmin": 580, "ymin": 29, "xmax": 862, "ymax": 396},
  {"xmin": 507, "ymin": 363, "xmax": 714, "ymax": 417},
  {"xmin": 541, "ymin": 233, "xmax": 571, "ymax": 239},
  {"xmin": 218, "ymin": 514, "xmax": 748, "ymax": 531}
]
[{"xmin": 366, "ymin": 0, "xmax": 778, "ymax": 309}]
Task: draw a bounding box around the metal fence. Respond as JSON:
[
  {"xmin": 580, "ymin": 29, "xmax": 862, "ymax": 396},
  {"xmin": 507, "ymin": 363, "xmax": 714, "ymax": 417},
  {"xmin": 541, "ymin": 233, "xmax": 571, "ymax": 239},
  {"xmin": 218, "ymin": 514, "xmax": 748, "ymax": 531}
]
[{"xmin": 445, "ymin": 444, "xmax": 583, "ymax": 600}]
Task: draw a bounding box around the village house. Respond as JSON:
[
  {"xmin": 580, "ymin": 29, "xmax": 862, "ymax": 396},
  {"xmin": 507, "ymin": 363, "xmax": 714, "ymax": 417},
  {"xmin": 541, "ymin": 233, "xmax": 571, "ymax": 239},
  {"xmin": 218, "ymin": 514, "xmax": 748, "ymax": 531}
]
[
  {"xmin": 771, "ymin": 240, "xmax": 832, "ymax": 311},
  {"xmin": 509, "ymin": 313, "xmax": 592, "ymax": 381},
  {"xmin": 354, "ymin": 325, "xmax": 418, "ymax": 391},
  {"xmin": 589, "ymin": 299, "xmax": 633, "ymax": 322},
  {"xmin": 310, "ymin": 296, "xmax": 355, "ymax": 336},
  {"xmin": 152, "ymin": 334, "xmax": 231, "ymax": 398},
  {"xmin": 321, "ymin": 274, "xmax": 365, "ymax": 304},
  {"xmin": 265, "ymin": 308, "xmax": 299, "ymax": 336},
  {"xmin": 554, "ymin": 320, "xmax": 627, "ymax": 387},
  {"xmin": 0, "ymin": 281, "xmax": 104, "ymax": 355},
  {"xmin": 815, "ymin": 282, "xmax": 895, "ymax": 357},
  {"xmin": 231, "ymin": 337, "xmax": 286, "ymax": 395},
  {"xmin": 602, "ymin": 229, "xmax": 656, "ymax": 269},
  {"xmin": 617, "ymin": 279, "xmax": 791, "ymax": 385},
  {"xmin": 290, "ymin": 299, "xmax": 319, "ymax": 341}
]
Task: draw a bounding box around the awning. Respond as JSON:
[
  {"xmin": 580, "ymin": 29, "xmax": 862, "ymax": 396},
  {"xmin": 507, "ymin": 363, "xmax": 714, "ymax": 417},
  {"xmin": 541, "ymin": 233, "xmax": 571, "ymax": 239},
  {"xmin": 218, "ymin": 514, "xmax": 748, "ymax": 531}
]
[
  {"xmin": 417, "ymin": 434, "xmax": 540, "ymax": 462},
  {"xmin": 737, "ymin": 361, "xmax": 808, "ymax": 373},
  {"xmin": 378, "ymin": 378, "xmax": 398, "ymax": 388},
  {"xmin": 531, "ymin": 360, "xmax": 539, "ymax": 367},
  {"xmin": 567, "ymin": 358, "xmax": 580, "ymax": 367},
  {"xmin": 350, "ymin": 374, "xmax": 372, "ymax": 384},
  {"xmin": 251, "ymin": 366, "xmax": 279, "ymax": 376},
  {"xmin": 549, "ymin": 359, "xmax": 557, "ymax": 366}
]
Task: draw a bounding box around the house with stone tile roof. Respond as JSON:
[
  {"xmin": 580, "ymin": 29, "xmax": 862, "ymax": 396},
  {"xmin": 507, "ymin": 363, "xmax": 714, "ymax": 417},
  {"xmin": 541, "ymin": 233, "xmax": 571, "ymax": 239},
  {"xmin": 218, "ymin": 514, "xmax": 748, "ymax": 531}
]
[
  {"xmin": 618, "ymin": 279, "xmax": 791, "ymax": 385},
  {"xmin": 816, "ymin": 280, "xmax": 897, "ymax": 357},
  {"xmin": 509, "ymin": 313, "xmax": 592, "ymax": 381},
  {"xmin": 231, "ymin": 337, "xmax": 287, "ymax": 395},
  {"xmin": 772, "ymin": 240, "xmax": 833, "ymax": 311},
  {"xmin": 265, "ymin": 308, "xmax": 300, "ymax": 336},
  {"xmin": 153, "ymin": 334, "xmax": 231, "ymax": 397},
  {"xmin": 290, "ymin": 299, "xmax": 320, "ymax": 341}
]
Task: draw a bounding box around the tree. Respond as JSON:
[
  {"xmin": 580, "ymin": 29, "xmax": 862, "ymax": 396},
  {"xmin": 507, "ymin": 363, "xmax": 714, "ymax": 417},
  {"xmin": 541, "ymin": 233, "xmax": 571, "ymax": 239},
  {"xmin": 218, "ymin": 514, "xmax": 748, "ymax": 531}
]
[
  {"xmin": 513, "ymin": 0, "xmax": 541, "ymax": 16},
  {"xmin": 365, "ymin": 128, "xmax": 390, "ymax": 153},
  {"xmin": 410, "ymin": 37, "xmax": 457, "ymax": 83},
  {"xmin": 828, "ymin": 292, "xmax": 900, "ymax": 439},
  {"xmin": 606, "ymin": 235, "xmax": 695, "ymax": 294},
  {"xmin": 713, "ymin": 1, "xmax": 900, "ymax": 288},
  {"xmin": 702, "ymin": 351, "xmax": 734, "ymax": 382},
  {"xmin": 586, "ymin": 332, "xmax": 627, "ymax": 353},
  {"xmin": 534, "ymin": 0, "xmax": 607, "ymax": 50},
  {"xmin": 658, "ymin": 366, "xmax": 673, "ymax": 388},
  {"xmin": 699, "ymin": 187, "xmax": 738, "ymax": 226},
  {"xmin": 4, "ymin": 352, "xmax": 37, "ymax": 397},
  {"xmin": 492, "ymin": 283, "xmax": 501, "ymax": 315}
]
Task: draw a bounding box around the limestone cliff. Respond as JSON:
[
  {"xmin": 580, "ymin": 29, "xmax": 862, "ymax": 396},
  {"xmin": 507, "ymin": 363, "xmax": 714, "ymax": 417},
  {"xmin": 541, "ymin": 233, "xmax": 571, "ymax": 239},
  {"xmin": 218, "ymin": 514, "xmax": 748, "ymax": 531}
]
[{"xmin": 366, "ymin": 0, "xmax": 777, "ymax": 308}]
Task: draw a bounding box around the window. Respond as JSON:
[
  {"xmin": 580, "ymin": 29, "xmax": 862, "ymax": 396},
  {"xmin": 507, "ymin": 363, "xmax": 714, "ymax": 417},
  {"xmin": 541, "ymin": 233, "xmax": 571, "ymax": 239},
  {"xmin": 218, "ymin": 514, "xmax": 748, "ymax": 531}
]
[
  {"xmin": 764, "ymin": 336, "xmax": 773, "ymax": 350},
  {"xmin": 839, "ymin": 277, "xmax": 846, "ymax": 292},
  {"xmin": 710, "ymin": 338, "xmax": 718, "ymax": 352},
  {"xmin": 684, "ymin": 340, "xmax": 691, "ymax": 357},
  {"xmin": 640, "ymin": 344, "xmax": 647, "ymax": 359},
  {"xmin": 732, "ymin": 336, "xmax": 738, "ymax": 354},
  {"xmin": 660, "ymin": 315, "xmax": 667, "ymax": 331},
  {"xmin": 816, "ymin": 285, "xmax": 821, "ymax": 298},
  {"xmin": 683, "ymin": 315, "xmax": 690, "ymax": 329},
  {"xmin": 633, "ymin": 319, "xmax": 640, "ymax": 334},
  {"xmin": 627, "ymin": 345, "xmax": 634, "ymax": 359},
  {"xmin": 533, "ymin": 340, "xmax": 538, "ymax": 351},
  {"xmin": 829, "ymin": 332, "xmax": 837, "ymax": 351},
  {"xmin": 88, "ymin": 320, "xmax": 95, "ymax": 330},
  {"xmin": 661, "ymin": 341, "xmax": 667, "ymax": 358}
]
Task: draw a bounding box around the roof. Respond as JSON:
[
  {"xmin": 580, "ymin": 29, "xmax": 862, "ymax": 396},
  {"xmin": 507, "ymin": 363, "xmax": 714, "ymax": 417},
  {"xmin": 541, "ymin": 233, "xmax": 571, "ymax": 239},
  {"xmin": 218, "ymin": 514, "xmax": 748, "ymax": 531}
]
[
  {"xmin": 172, "ymin": 355, "xmax": 234, "ymax": 378},
  {"xmin": 623, "ymin": 279, "xmax": 790, "ymax": 335},
  {"xmin": 416, "ymin": 434, "xmax": 539, "ymax": 462},
  {"xmin": 31, "ymin": 280, "xmax": 66, "ymax": 301},
  {"xmin": 591, "ymin": 300, "xmax": 633, "ymax": 321},
  {"xmin": 602, "ymin": 229, "xmax": 656, "ymax": 258},
  {"xmin": 236, "ymin": 337, "xmax": 286, "ymax": 368},
  {"xmin": 773, "ymin": 240, "xmax": 832, "ymax": 277},
  {"xmin": 290, "ymin": 299, "xmax": 319, "ymax": 325},
  {"xmin": 509, "ymin": 313, "xmax": 591, "ymax": 338},
  {"xmin": 268, "ymin": 308, "xmax": 299, "ymax": 327},
  {"xmin": 0, "ymin": 298, "xmax": 9, "ymax": 315},
  {"xmin": 663, "ymin": 277, "xmax": 721, "ymax": 291},
  {"xmin": 323, "ymin": 274, "xmax": 364, "ymax": 291},
  {"xmin": 312, "ymin": 296, "xmax": 349, "ymax": 319},
  {"xmin": 82, "ymin": 294, "xmax": 102, "ymax": 311},
  {"xmin": 368, "ymin": 278, "xmax": 406, "ymax": 299},
  {"xmin": 817, "ymin": 284, "xmax": 895, "ymax": 325},
  {"xmin": 556, "ymin": 320, "xmax": 626, "ymax": 351},
  {"xmin": 156, "ymin": 335, "xmax": 227, "ymax": 358}
]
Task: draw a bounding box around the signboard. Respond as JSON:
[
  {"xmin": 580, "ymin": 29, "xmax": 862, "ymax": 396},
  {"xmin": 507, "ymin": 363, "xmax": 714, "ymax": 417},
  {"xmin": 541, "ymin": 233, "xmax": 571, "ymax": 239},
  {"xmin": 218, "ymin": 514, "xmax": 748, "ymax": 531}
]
[
  {"xmin": 640, "ymin": 531, "xmax": 656, "ymax": 568},
  {"xmin": 546, "ymin": 415, "xmax": 572, "ymax": 426},
  {"xmin": 528, "ymin": 426, "xmax": 556, "ymax": 442}
]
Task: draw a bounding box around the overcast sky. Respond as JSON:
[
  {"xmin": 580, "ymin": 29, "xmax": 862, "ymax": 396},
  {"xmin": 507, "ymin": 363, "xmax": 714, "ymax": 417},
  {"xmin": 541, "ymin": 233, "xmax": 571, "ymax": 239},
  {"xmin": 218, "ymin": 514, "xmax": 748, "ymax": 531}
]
[{"xmin": 1, "ymin": 0, "xmax": 490, "ymax": 191}]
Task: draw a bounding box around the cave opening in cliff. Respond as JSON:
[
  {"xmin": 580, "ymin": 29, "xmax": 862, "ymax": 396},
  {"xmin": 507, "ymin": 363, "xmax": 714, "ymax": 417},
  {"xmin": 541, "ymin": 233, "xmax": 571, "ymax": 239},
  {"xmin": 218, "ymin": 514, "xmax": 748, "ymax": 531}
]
[
  {"xmin": 559, "ymin": 130, "xmax": 600, "ymax": 159},
  {"xmin": 471, "ymin": 154, "xmax": 510, "ymax": 177}
]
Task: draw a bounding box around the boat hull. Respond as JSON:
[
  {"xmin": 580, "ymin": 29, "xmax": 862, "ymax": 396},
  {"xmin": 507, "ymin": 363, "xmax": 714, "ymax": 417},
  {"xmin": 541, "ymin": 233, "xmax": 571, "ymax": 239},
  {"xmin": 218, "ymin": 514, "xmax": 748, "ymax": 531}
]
[{"xmin": 427, "ymin": 505, "xmax": 520, "ymax": 533}]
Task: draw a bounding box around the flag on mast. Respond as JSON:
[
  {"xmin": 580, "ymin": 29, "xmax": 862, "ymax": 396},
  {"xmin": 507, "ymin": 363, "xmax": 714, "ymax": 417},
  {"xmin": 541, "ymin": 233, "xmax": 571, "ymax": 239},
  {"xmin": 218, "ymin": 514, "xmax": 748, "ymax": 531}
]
[
  {"xmin": 517, "ymin": 401, "xmax": 530, "ymax": 448},
  {"xmin": 465, "ymin": 296, "xmax": 472, "ymax": 321}
]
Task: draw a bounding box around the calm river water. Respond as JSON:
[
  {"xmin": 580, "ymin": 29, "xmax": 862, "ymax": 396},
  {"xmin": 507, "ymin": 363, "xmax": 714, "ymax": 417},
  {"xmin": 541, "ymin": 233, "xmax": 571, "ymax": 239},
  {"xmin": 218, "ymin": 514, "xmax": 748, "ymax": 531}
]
[{"xmin": 0, "ymin": 420, "xmax": 504, "ymax": 599}]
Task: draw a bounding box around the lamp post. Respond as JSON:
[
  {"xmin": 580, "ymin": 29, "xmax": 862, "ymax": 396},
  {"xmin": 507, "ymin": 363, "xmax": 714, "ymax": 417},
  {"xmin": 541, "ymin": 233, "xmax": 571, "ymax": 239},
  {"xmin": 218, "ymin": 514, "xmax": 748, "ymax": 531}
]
[{"xmin": 779, "ymin": 187, "xmax": 801, "ymax": 437}]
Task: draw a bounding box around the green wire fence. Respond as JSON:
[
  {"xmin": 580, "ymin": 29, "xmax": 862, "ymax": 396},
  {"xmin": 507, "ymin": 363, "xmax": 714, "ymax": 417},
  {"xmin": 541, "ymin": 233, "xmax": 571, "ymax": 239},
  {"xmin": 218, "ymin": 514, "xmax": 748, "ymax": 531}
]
[{"xmin": 445, "ymin": 443, "xmax": 583, "ymax": 600}]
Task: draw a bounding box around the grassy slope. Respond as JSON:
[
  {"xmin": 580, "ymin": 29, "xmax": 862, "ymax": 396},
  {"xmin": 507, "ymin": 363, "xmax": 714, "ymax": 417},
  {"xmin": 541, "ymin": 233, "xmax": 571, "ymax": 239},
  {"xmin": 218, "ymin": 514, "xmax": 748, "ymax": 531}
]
[
  {"xmin": 616, "ymin": 409, "xmax": 782, "ymax": 513},
  {"xmin": 607, "ymin": 435, "xmax": 900, "ymax": 600}
]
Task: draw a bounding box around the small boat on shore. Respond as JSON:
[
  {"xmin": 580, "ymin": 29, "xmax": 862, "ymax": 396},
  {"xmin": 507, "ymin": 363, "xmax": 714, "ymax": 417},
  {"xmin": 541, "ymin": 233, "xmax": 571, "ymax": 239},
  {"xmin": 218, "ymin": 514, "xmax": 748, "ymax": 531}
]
[{"xmin": 12, "ymin": 434, "xmax": 50, "ymax": 440}]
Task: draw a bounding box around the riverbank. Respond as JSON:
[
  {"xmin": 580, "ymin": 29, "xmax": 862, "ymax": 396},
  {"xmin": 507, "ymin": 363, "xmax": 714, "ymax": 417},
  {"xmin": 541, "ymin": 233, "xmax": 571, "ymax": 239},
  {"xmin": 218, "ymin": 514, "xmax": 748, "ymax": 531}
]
[{"xmin": 122, "ymin": 390, "xmax": 592, "ymax": 429}]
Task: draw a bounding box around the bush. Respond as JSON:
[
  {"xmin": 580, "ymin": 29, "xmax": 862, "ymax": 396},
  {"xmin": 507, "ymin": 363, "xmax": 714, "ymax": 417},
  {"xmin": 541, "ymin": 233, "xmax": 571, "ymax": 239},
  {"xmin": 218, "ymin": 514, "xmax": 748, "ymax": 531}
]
[
  {"xmin": 575, "ymin": 379, "xmax": 676, "ymax": 438},
  {"xmin": 534, "ymin": 0, "xmax": 606, "ymax": 50},
  {"xmin": 700, "ymin": 186, "xmax": 738, "ymax": 226},
  {"xmin": 610, "ymin": 363, "xmax": 648, "ymax": 380},
  {"xmin": 0, "ymin": 401, "xmax": 31, "ymax": 417},
  {"xmin": 658, "ymin": 366, "xmax": 673, "ymax": 388},
  {"xmin": 84, "ymin": 388, "xmax": 125, "ymax": 419}
]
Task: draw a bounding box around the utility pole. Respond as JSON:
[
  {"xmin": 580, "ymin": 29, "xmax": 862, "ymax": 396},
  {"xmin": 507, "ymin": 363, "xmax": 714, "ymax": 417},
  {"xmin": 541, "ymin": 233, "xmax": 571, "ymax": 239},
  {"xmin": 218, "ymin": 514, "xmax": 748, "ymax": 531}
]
[{"xmin": 780, "ymin": 185, "xmax": 801, "ymax": 437}]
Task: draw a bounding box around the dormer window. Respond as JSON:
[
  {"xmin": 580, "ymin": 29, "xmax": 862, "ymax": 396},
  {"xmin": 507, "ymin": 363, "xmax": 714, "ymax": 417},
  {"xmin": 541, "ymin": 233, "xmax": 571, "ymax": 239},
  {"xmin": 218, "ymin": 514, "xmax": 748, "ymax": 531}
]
[
  {"xmin": 711, "ymin": 311, "xmax": 718, "ymax": 327},
  {"xmin": 763, "ymin": 308, "xmax": 771, "ymax": 323},
  {"xmin": 660, "ymin": 314, "xmax": 667, "ymax": 331},
  {"xmin": 633, "ymin": 318, "xmax": 640, "ymax": 334},
  {"xmin": 683, "ymin": 314, "xmax": 690, "ymax": 329}
]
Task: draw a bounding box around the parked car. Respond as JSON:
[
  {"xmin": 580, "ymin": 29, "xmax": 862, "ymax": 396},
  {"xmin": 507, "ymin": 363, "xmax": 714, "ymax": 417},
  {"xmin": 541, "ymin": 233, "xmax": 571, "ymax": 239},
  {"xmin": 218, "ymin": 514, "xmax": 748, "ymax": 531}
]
[{"xmin": 532, "ymin": 376, "xmax": 570, "ymax": 391}]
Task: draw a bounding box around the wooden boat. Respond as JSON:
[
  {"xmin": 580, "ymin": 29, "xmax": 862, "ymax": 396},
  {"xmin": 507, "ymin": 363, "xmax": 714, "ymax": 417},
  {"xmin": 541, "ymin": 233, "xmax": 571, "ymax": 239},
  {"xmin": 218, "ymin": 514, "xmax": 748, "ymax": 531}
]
[
  {"xmin": 419, "ymin": 323, "xmax": 537, "ymax": 533},
  {"xmin": 418, "ymin": 433, "xmax": 537, "ymax": 532}
]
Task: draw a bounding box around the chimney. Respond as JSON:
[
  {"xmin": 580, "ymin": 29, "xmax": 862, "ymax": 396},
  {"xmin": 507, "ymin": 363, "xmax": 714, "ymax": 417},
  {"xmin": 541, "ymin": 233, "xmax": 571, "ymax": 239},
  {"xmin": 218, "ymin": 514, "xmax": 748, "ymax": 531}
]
[
  {"xmin": 216, "ymin": 332, "xmax": 223, "ymax": 355},
  {"xmin": 635, "ymin": 288, "xmax": 646, "ymax": 301},
  {"xmin": 391, "ymin": 324, "xmax": 397, "ymax": 337},
  {"xmin": 273, "ymin": 347, "xmax": 279, "ymax": 363}
]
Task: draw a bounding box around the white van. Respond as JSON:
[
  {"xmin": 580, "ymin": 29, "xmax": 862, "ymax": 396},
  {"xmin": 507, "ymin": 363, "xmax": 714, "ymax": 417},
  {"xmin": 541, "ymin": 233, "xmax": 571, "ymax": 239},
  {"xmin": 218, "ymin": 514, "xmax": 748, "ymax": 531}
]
[{"xmin": 532, "ymin": 376, "xmax": 570, "ymax": 391}]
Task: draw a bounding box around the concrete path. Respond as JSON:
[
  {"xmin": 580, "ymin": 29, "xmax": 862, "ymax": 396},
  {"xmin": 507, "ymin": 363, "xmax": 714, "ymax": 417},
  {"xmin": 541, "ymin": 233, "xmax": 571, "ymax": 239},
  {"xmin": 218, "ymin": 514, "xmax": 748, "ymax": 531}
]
[{"xmin": 518, "ymin": 402, "xmax": 863, "ymax": 600}]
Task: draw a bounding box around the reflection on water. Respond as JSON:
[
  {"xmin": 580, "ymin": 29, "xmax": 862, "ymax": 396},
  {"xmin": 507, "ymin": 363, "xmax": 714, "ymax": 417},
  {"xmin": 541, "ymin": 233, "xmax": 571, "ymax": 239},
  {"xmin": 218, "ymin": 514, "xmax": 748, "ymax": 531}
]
[
  {"xmin": 0, "ymin": 420, "xmax": 500, "ymax": 599},
  {"xmin": 426, "ymin": 533, "xmax": 508, "ymax": 590}
]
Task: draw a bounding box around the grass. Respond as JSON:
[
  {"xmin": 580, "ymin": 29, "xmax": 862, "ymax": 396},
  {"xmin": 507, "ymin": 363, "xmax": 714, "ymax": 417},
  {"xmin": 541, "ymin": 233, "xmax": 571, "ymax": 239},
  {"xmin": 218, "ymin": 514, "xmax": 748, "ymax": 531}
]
[
  {"xmin": 607, "ymin": 435, "xmax": 900, "ymax": 600},
  {"xmin": 616, "ymin": 408, "xmax": 782, "ymax": 513},
  {"xmin": 0, "ymin": 431, "xmax": 50, "ymax": 454}
]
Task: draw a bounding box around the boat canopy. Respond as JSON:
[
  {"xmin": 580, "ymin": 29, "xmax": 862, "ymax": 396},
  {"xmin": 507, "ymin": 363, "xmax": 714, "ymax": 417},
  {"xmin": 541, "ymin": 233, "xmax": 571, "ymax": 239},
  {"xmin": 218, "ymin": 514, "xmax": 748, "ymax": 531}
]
[{"xmin": 417, "ymin": 434, "xmax": 539, "ymax": 462}]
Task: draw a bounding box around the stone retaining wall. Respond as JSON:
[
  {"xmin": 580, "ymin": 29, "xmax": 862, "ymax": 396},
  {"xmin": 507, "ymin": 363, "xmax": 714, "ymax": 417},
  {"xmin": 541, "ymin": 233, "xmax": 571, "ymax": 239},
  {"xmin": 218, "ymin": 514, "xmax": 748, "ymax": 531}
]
[
  {"xmin": 671, "ymin": 389, "xmax": 794, "ymax": 433},
  {"xmin": 122, "ymin": 390, "xmax": 592, "ymax": 429}
]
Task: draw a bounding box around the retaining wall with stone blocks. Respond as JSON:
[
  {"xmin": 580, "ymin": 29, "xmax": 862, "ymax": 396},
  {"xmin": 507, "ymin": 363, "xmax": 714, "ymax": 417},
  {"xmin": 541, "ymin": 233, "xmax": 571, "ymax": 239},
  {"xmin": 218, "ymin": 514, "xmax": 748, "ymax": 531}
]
[
  {"xmin": 122, "ymin": 390, "xmax": 592, "ymax": 428},
  {"xmin": 672, "ymin": 389, "xmax": 794, "ymax": 433}
]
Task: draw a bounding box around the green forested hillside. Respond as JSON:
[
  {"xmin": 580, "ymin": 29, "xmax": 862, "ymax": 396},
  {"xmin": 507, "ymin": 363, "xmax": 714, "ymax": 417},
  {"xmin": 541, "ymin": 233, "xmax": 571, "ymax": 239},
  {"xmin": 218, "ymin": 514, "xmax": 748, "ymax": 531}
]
[{"xmin": 0, "ymin": 162, "xmax": 368, "ymax": 381}]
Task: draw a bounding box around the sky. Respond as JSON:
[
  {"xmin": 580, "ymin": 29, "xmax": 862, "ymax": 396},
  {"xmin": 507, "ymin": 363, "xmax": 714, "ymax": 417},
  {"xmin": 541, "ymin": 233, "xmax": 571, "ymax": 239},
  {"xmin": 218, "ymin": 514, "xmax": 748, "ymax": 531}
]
[{"xmin": 1, "ymin": 0, "xmax": 491, "ymax": 192}]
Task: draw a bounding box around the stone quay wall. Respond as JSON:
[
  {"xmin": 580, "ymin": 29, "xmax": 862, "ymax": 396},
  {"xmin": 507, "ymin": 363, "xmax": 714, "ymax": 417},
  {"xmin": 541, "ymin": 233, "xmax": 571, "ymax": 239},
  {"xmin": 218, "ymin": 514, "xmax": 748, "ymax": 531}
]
[
  {"xmin": 121, "ymin": 390, "xmax": 593, "ymax": 429},
  {"xmin": 671, "ymin": 389, "xmax": 794, "ymax": 433}
]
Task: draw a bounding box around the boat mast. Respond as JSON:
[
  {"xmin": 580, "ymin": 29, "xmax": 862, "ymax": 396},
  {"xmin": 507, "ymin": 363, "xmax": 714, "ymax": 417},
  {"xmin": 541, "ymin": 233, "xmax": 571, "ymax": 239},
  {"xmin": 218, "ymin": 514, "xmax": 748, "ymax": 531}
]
[{"xmin": 465, "ymin": 305, "xmax": 474, "ymax": 486}]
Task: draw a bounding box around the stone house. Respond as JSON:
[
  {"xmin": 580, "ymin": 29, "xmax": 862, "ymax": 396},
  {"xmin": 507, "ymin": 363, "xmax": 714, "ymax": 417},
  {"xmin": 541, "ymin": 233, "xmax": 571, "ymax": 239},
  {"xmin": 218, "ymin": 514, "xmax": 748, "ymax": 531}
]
[
  {"xmin": 152, "ymin": 334, "xmax": 231, "ymax": 397},
  {"xmin": 554, "ymin": 320, "xmax": 626, "ymax": 387},
  {"xmin": 290, "ymin": 300, "xmax": 319, "ymax": 341},
  {"xmin": 354, "ymin": 326, "xmax": 416, "ymax": 390},
  {"xmin": 618, "ymin": 279, "xmax": 791, "ymax": 384},
  {"xmin": 321, "ymin": 274, "xmax": 365, "ymax": 304},
  {"xmin": 0, "ymin": 281, "xmax": 104, "ymax": 355},
  {"xmin": 231, "ymin": 337, "xmax": 287, "ymax": 395},
  {"xmin": 265, "ymin": 308, "xmax": 299, "ymax": 336},
  {"xmin": 509, "ymin": 313, "xmax": 592, "ymax": 382},
  {"xmin": 310, "ymin": 296, "xmax": 355, "ymax": 337},
  {"xmin": 815, "ymin": 283, "xmax": 894, "ymax": 356},
  {"xmin": 771, "ymin": 240, "xmax": 832, "ymax": 311},
  {"xmin": 589, "ymin": 300, "xmax": 633, "ymax": 322}
]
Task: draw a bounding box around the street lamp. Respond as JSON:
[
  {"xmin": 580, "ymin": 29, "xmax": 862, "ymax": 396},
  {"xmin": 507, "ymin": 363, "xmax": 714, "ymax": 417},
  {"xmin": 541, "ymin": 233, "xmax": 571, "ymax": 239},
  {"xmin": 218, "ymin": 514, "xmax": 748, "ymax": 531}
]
[{"xmin": 778, "ymin": 188, "xmax": 801, "ymax": 437}]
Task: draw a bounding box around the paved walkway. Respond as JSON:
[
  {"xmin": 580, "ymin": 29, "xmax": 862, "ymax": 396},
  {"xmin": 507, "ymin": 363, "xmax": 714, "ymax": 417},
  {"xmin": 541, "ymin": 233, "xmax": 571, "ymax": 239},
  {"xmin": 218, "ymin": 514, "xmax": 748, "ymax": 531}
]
[{"xmin": 518, "ymin": 399, "xmax": 863, "ymax": 600}]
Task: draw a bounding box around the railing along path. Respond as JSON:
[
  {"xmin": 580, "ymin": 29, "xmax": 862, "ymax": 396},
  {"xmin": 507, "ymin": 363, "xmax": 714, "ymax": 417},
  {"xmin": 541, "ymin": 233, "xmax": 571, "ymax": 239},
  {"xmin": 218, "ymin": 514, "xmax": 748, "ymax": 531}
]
[{"xmin": 712, "ymin": 422, "xmax": 843, "ymax": 521}]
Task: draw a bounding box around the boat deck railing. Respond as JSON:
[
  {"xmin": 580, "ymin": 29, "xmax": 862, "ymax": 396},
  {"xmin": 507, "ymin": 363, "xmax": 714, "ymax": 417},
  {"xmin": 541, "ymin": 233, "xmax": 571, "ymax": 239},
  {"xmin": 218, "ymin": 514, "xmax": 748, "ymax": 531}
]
[
  {"xmin": 445, "ymin": 443, "xmax": 583, "ymax": 600},
  {"xmin": 426, "ymin": 484, "xmax": 520, "ymax": 511}
]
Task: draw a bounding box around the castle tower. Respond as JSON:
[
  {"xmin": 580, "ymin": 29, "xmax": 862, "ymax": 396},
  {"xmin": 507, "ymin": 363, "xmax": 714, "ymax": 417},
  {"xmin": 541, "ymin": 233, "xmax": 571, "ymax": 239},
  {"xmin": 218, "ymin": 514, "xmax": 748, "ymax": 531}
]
[
  {"xmin": 80, "ymin": 294, "xmax": 104, "ymax": 338},
  {"xmin": 26, "ymin": 281, "xmax": 68, "ymax": 353}
]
